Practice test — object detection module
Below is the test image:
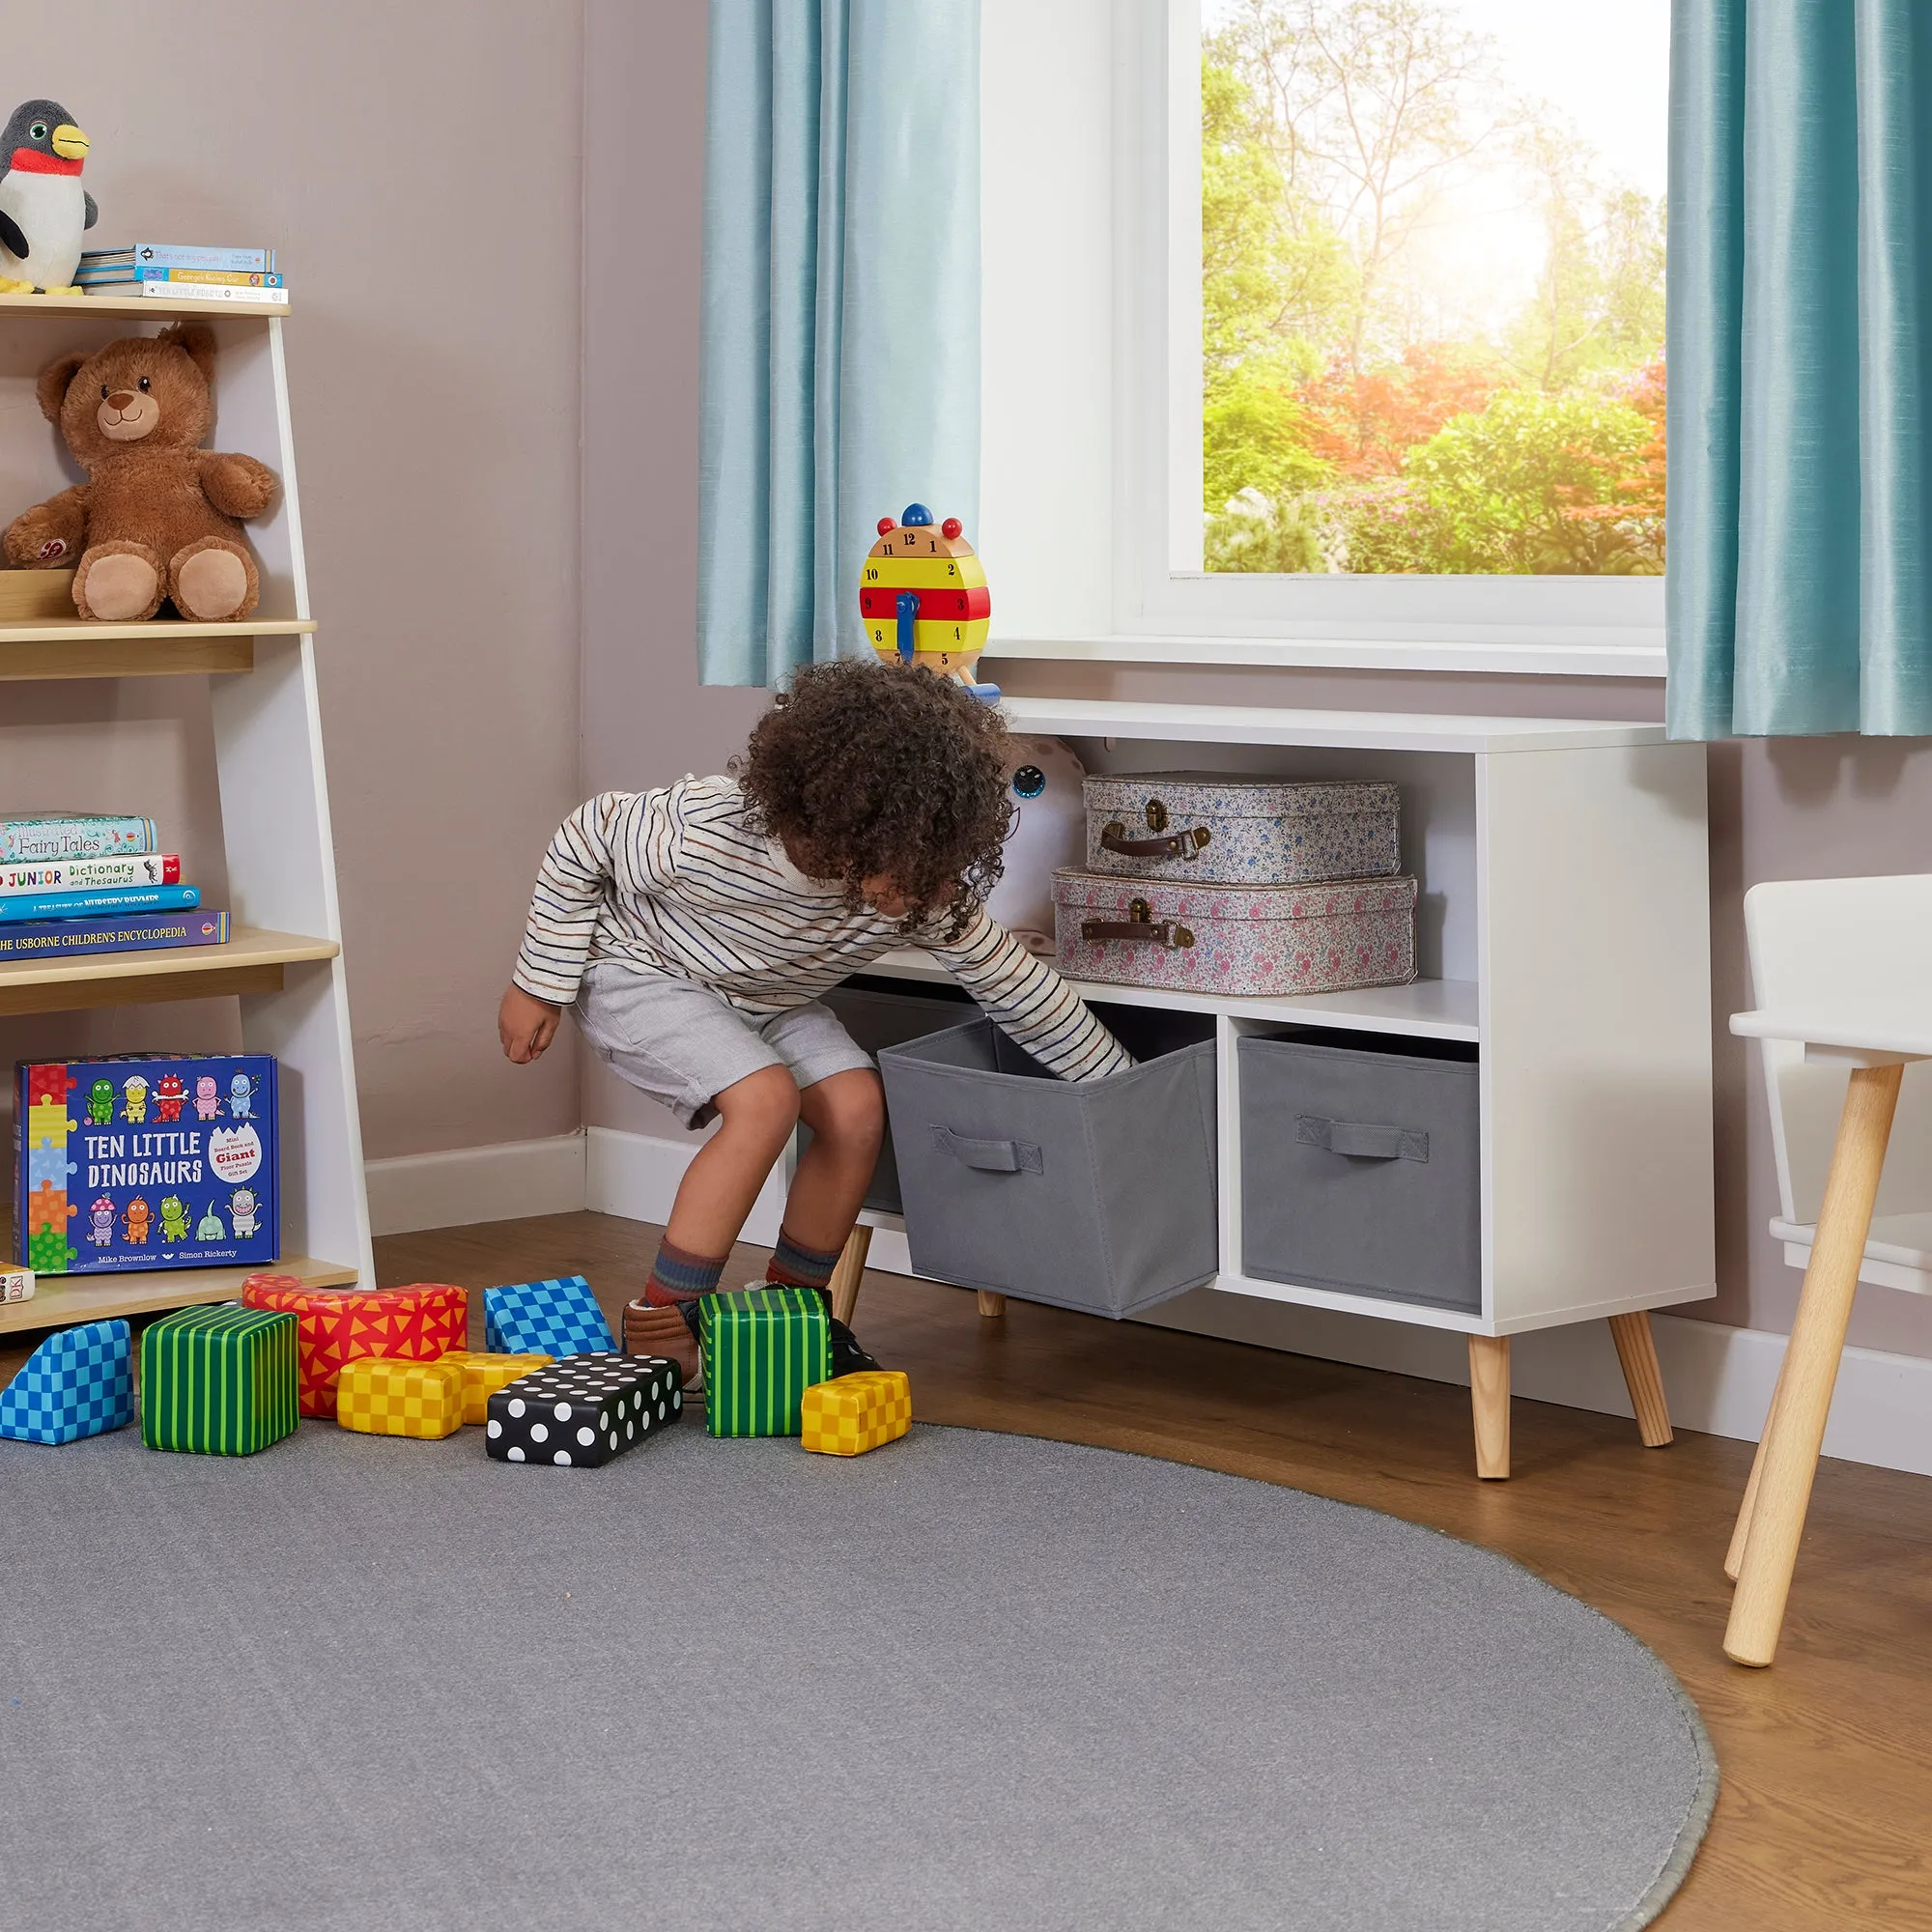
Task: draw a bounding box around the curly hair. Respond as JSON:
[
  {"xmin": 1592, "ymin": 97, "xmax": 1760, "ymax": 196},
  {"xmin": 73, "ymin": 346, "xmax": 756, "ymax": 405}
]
[{"xmin": 733, "ymin": 660, "xmax": 1011, "ymax": 940}]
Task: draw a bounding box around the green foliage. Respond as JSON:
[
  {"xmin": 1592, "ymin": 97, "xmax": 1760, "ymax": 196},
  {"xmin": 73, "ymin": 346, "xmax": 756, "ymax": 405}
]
[
  {"xmin": 1317, "ymin": 386, "xmax": 1662, "ymax": 574},
  {"xmin": 1197, "ymin": 0, "xmax": 1667, "ymax": 577}
]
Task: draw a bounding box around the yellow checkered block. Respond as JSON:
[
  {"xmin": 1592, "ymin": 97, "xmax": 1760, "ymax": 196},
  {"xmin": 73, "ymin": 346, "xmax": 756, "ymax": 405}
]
[
  {"xmin": 335, "ymin": 1355, "xmax": 465, "ymax": 1439},
  {"xmin": 439, "ymin": 1350, "xmax": 554, "ymax": 1425},
  {"xmin": 799, "ymin": 1370, "xmax": 911, "ymax": 1457}
]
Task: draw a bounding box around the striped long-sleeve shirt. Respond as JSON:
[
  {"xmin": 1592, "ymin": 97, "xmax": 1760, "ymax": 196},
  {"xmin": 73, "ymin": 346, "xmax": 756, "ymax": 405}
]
[{"xmin": 513, "ymin": 778, "xmax": 1133, "ymax": 1081}]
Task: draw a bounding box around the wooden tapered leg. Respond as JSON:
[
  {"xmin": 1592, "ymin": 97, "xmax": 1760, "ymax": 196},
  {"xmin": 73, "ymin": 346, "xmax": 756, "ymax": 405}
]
[
  {"xmin": 1468, "ymin": 1335, "xmax": 1511, "ymax": 1479},
  {"xmin": 828, "ymin": 1224, "xmax": 872, "ymax": 1329},
  {"xmin": 977, "ymin": 1291, "xmax": 1008, "ymax": 1319},
  {"xmin": 1725, "ymin": 1361, "xmax": 1788, "ymax": 1581},
  {"xmin": 1607, "ymin": 1311, "xmax": 1673, "ymax": 1448},
  {"xmin": 1725, "ymin": 1062, "xmax": 1902, "ymax": 1668}
]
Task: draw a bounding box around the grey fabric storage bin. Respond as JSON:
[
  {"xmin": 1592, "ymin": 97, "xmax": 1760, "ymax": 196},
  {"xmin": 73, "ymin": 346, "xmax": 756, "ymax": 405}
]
[
  {"xmin": 877, "ymin": 1015, "xmax": 1218, "ymax": 1318},
  {"xmin": 1239, "ymin": 1032, "xmax": 1481, "ymax": 1313},
  {"xmin": 807, "ymin": 979, "xmax": 974, "ymax": 1213}
]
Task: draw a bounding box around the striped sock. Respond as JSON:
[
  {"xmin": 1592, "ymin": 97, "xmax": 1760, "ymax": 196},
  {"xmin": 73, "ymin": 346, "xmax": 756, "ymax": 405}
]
[
  {"xmin": 766, "ymin": 1226, "xmax": 842, "ymax": 1294},
  {"xmin": 643, "ymin": 1238, "xmax": 727, "ymax": 1339}
]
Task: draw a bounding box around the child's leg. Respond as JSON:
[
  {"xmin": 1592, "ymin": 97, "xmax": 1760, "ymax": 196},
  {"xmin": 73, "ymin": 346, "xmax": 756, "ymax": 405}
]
[
  {"xmin": 643, "ymin": 1065, "xmax": 801, "ymax": 1323},
  {"xmin": 777, "ymin": 1069, "xmax": 885, "ymax": 1259}
]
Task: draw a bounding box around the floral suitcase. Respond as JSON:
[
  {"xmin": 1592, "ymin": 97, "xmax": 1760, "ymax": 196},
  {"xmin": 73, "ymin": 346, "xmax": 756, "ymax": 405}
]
[
  {"xmin": 1081, "ymin": 773, "xmax": 1401, "ymax": 885},
  {"xmin": 1053, "ymin": 869, "xmax": 1417, "ymax": 997}
]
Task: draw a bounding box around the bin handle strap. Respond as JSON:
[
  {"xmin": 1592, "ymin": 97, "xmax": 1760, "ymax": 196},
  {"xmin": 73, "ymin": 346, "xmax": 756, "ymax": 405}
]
[
  {"xmin": 1099, "ymin": 823, "xmax": 1212, "ymax": 862},
  {"xmin": 928, "ymin": 1124, "xmax": 1044, "ymax": 1175},
  {"xmin": 1295, "ymin": 1115, "xmax": 1430, "ymax": 1162}
]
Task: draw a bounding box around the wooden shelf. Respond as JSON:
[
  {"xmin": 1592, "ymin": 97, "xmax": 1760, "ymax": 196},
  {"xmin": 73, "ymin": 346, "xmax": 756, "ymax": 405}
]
[
  {"xmin": 0, "ymin": 1253, "xmax": 355, "ymax": 1338},
  {"xmin": 0, "ymin": 925, "xmax": 340, "ymax": 1016},
  {"xmin": 868, "ymin": 949, "xmax": 1480, "ymax": 1040},
  {"xmin": 0, "ymin": 291, "xmax": 287, "ymax": 321}
]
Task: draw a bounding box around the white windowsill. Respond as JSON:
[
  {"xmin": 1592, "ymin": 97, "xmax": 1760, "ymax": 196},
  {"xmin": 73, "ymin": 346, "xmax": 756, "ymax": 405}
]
[{"xmin": 983, "ymin": 634, "xmax": 1666, "ymax": 681}]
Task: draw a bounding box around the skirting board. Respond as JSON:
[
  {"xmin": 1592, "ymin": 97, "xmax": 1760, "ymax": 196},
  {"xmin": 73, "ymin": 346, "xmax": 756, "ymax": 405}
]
[
  {"xmin": 382, "ymin": 1125, "xmax": 1932, "ymax": 1479},
  {"xmin": 365, "ymin": 1131, "xmax": 588, "ymax": 1236}
]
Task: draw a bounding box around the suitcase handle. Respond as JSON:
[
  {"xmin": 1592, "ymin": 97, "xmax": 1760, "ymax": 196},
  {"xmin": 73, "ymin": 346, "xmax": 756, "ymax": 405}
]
[
  {"xmin": 928, "ymin": 1124, "xmax": 1044, "ymax": 1174},
  {"xmin": 1294, "ymin": 1115, "xmax": 1430, "ymax": 1162},
  {"xmin": 1100, "ymin": 822, "xmax": 1212, "ymax": 862},
  {"xmin": 1080, "ymin": 917, "xmax": 1196, "ymax": 949}
]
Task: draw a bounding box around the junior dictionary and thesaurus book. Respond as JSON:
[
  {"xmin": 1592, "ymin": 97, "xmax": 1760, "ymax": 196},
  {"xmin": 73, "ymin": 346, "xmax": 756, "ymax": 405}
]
[{"xmin": 14, "ymin": 1056, "xmax": 278, "ymax": 1274}]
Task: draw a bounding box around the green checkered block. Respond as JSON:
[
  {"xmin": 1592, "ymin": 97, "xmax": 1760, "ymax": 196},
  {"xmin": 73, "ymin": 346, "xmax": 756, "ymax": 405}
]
[
  {"xmin": 700, "ymin": 1287, "xmax": 831, "ymax": 1437},
  {"xmin": 141, "ymin": 1304, "xmax": 299, "ymax": 1456}
]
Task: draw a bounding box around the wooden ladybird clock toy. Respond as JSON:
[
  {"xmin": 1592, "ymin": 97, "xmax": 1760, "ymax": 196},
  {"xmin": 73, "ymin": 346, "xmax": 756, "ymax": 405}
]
[{"xmin": 860, "ymin": 502, "xmax": 998, "ymax": 701}]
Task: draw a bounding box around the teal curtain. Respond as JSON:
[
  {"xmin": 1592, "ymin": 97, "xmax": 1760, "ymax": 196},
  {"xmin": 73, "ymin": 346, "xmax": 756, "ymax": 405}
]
[
  {"xmin": 696, "ymin": 1, "xmax": 980, "ymax": 688},
  {"xmin": 1668, "ymin": 0, "xmax": 1932, "ymax": 737}
]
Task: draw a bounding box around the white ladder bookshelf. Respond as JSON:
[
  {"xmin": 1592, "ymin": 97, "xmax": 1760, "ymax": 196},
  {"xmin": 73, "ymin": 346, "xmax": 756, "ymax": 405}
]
[{"xmin": 0, "ymin": 290, "xmax": 373, "ymax": 1336}]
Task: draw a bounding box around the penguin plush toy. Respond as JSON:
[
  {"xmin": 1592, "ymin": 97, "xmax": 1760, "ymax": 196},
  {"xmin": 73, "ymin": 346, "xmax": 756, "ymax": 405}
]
[{"xmin": 0, "ymin": 99, "xmax": 96, "ymax": 295}]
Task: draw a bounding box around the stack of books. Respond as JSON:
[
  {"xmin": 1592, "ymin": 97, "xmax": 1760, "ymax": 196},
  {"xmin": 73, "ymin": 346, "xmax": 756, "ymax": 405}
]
[
  {"xmin": 0, "ymin": 814, "xmax": 228, "ymax": 964},
  {"xmin": 76, "ymin": 243, "xmax": 284, "ymax": 305}
]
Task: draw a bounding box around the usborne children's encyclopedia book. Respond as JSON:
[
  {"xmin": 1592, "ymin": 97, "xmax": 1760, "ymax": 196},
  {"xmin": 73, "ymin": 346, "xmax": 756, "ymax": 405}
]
[
  {"xmin": 0, "ymin": 910, "xmax": 227, "ymax": 962},
  {"xmin": 15, "ymin": 1056, "xmax": 279, "ymax": 1275}
]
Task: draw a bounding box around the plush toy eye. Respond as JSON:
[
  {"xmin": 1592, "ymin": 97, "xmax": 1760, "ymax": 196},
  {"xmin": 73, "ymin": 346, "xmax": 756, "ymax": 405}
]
[
  {"xmin": 29, "ymin": 122, "xmax": 47, "ymax": 141},
  {"xmin": 1011, "ymin": 765, "xmax": 1046, "ymax": 799},
  {"xmin": 138, "ymin": 377, "xmax": 151, "ymax": 393},
  {"xmin": 99, "ymin": 384, "xmax": 108, "ymax": 399}
]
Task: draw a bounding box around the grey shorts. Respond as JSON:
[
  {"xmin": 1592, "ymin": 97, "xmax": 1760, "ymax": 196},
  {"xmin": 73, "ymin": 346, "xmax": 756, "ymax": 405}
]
[{"xmin": 574, "ymin": 961, "xmax": 875, "ymax": 1128}]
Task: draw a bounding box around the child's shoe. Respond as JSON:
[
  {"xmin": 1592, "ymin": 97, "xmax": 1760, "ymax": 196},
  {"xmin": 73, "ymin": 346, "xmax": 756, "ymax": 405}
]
[
  {"xmin": 828, "ymin": 1316, "xmax": 880, "ymax": 1377},
  {"xmin": 624, "ymin": 1297, "xmax": 702, "ymax": 1391}
]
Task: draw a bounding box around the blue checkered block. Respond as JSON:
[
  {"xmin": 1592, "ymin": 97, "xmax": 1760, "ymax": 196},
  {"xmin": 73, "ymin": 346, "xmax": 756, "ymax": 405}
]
[
  {"xmin": 0, "ymin": 1319, "xmax": 134, "ymax": 1445},
  {"xmin": 481, "ymin": 1274, "xmax": 615, "ymax": 1358}
]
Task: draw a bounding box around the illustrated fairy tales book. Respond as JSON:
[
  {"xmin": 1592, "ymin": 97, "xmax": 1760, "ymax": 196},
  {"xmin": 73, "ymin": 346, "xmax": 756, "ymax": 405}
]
[
  {"xmin": 15, "ymin": 1056, "xmax": 279, "ymax": 1274},
  {"xmin": 859, "ymin": 503, "xmax": 996, "ymax": 697}
]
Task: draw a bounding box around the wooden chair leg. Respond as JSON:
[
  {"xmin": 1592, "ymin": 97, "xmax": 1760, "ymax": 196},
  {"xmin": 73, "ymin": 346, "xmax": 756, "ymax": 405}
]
[
  {"xmin": 1468, "ymin": 1334, "xmax": 1511, "ymax": 1479},
  {"xmin": 1607, "ymin": 1311, "xmax": 1673, "ymax": 1448},
  {"xmin": 1725, "ymin": 1360, "xmax": 1788, "ymax": 1581},
  {"xmin": 828, "ymin": 1224, "xmax": 872, "ymax": 1329},
  {"xmin": 1725, "ymin": 1062, "xmax": 1901, "ymax": 1668},
  {"xmin": 976, "ymin": 1290, "xmax": 1008, "ymax": 1319}
]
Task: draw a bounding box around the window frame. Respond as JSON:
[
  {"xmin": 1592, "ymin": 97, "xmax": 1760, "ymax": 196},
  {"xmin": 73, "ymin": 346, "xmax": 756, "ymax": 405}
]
[{"xmin": 985, "ymin": 0, "xmax": 1667, "ymax": 680}]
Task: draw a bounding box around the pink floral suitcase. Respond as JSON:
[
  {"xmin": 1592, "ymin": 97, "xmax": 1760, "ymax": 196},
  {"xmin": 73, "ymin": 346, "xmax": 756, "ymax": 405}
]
[{"xmin": 1053, "ymin": 869, "xmax": 1417, "ymax": 997}]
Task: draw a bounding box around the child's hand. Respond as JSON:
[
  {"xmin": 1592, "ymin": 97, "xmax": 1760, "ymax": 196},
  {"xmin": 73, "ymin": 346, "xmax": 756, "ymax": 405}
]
[{"xmin": 499, "ymin": 984, "xmax": 562, "ymax": 1063}]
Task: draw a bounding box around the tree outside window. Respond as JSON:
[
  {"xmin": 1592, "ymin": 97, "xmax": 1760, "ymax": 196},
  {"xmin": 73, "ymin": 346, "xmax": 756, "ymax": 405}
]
[{"xmin": 1203, "ymin": 0, "xmax": 1667, "ymax": 577}]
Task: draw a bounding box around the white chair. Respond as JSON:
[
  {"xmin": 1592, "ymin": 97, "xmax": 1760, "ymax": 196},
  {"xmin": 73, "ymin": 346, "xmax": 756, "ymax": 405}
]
[{"xmin": 1725, "ymin": 873, "xmax": 1932, "ymax": 1665}]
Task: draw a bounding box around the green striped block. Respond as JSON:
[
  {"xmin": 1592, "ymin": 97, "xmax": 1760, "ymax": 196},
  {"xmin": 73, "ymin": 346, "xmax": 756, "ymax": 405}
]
[
  {"xmin": 140, "ymin": 1304, "xmax": 298, "ymax": 1456},
  {"xmin": 700, "ymin": 1288, "xmax": 831, "ymax": 1437}
]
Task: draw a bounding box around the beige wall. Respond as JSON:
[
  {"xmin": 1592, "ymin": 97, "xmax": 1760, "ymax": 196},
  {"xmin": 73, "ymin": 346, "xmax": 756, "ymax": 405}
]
[{"xmin": 0, "ymin": 0, "xmax": 586, "ymax": 1159}]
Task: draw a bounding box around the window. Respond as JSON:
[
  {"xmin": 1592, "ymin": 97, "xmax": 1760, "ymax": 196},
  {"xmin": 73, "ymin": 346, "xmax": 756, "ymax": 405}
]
[
  {"xmin": 1201, "ymin": 0, "xmax": 1667, "ymax": 582},
  {"xmin": 979, "ymin": 0, "xmax": 1669, "ymax": 671}
]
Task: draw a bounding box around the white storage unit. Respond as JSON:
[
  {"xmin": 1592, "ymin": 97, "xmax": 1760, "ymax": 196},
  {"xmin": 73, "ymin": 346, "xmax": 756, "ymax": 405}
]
[
  {"xmin": 0, "ymin": 291, "xmax": 373, "ymax": 1336},
  {"xmin": 848, "ymin": 695, "xmax": 1713, "ymax": 1476}
]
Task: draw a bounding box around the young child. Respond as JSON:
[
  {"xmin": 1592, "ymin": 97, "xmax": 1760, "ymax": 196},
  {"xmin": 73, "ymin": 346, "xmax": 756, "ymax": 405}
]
[{"xmin": 499, "ymin": 660, "xmax": 1131, "ymax": 1384}]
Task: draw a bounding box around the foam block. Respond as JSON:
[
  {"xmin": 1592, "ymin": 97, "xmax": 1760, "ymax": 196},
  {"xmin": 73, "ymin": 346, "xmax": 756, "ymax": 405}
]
[
  {"xmin": 700, "ymin": 1288, "xmax": 831, "ymax": 1438},
  {"xmin": 800, "ymin": 1370, "xmax": 912, "ymax": 1457},
  {"xmin": 140, "ymin": 1305, "xmax": 298, "ymax": 1456},
  {"xmin": 0, "ymin": 1318, "xmax": 133, "ymax": 1445},
  {"xmin": 336, "ymin": 1356, "xmax": 466, "ymax": 1440},
  {"xmin": 240, "ymin": 1278, "xmax": 469, "ymax": 1418},
  {"xmin": 485, "ymin": 1352, "xmax": 681, "ymax": 1468},
  {"xmin": 439, "ymin": 1350, "xmax": 553, "ymax": 1426},
  {"xmin": 481, "ymin": 1274, "xmax": 615, "ymax": 1358}
]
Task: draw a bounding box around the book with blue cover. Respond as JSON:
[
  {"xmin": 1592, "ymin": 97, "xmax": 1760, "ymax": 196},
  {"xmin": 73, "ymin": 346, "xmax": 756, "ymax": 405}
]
[
  {"xmin": 15, "ymin": 1054, "xmax": 279, "ymax": 1274},
  {"xmin": 0, "ymin": 885, "xmax": 199, "ymax": 923},
  {"xmin": 0, "ymin": 909, "xmax": 227, "ymax": 963}
]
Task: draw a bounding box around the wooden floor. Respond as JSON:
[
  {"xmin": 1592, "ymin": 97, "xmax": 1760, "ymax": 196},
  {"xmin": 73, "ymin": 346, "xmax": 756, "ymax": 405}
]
[{"xmin": 9, "ymin": 1208, "xmax": 1931, "ymax": 1928}]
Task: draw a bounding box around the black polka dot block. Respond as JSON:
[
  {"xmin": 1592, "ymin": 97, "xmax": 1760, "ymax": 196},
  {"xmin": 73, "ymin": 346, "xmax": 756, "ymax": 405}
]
[{"xmin": 484, "ymin": 1352, "xmax": 682, "ymax": 1467}]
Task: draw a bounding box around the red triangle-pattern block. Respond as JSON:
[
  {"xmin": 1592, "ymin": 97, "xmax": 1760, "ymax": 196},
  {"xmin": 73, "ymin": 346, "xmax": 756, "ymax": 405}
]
[{"xmin": 240, "ymin": 1278, "xmax": 469, "ymax": 1418}]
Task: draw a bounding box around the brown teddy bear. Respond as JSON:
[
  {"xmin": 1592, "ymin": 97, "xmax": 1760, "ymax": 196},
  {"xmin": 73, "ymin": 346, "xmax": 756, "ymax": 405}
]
[{"xmin": 2, "ymin": 322, "xmax": 276, "ymax": 621}]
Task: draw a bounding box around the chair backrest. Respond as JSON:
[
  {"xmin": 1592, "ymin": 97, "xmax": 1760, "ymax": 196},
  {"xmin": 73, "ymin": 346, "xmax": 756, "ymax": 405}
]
[{"xmin": 1744, "ymin": 874, "xmax": 1932, "ymax": 1227}]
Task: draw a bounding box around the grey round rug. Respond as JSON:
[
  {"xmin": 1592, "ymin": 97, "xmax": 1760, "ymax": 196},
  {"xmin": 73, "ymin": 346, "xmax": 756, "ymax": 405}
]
[{"xmin": 0, "ymin": 1420, "xmax": 1714, "ymax": 1932}]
